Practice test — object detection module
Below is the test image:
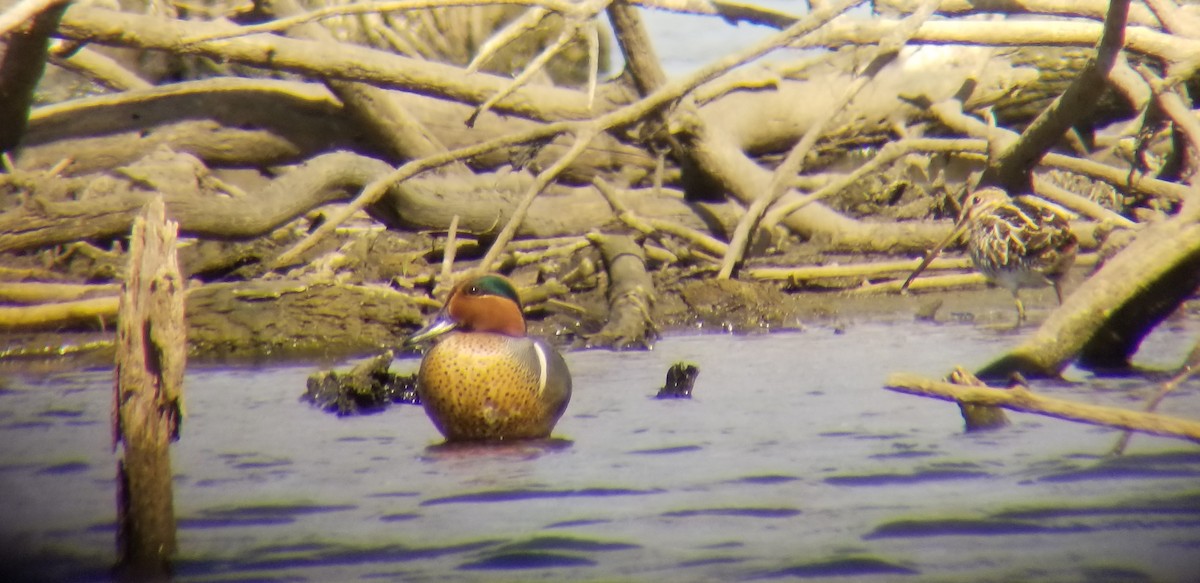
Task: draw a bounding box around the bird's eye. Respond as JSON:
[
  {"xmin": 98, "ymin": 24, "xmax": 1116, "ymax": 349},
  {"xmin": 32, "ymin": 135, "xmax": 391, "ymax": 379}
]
[{"xmin": 466, "ymin": 285, "xmax": 481, "ymax": 295}]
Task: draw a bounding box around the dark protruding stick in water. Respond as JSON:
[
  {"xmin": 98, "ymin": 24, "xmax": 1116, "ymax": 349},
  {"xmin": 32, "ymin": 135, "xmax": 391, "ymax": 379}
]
[{"xmin": 656, "ymin": 362, "xmax": 699, "ymax": 399}]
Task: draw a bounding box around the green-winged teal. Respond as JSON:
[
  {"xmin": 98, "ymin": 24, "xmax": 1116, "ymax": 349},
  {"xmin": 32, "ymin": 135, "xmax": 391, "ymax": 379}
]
[{"xmin": 406, "ymin": 274, "xmax": 572, "ymax": 441}]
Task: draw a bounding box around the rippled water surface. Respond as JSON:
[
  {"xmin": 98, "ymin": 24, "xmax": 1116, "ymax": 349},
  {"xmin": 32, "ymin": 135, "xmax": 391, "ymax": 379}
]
[{"xmin": 2, "ymin": 319, "xmax": 1199, "ymax": 582}]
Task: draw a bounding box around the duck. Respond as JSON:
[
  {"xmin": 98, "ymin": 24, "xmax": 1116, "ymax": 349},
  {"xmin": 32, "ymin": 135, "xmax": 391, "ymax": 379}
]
[{"xmin": 405, "ymin": 273, "xmax": 572, "ymax": 441}]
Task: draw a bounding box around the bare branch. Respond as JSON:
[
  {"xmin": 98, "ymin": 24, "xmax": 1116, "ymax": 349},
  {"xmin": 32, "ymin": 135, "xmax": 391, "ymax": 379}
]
[
  {"xmin": 1133, "ymin": 63, "xmax": 1200, "ymax": 181},
  {"xmin": 478, "ymin": 127, "xmax": 599, "ymax": 270},
  {"xmin": 980, "ymin": 0, "xmax": 1130, "ymax": 192},
  {"xmin": 180, "ymin": 0, "xmax": 577, "ymax": 45},
  {"xmin": 886, "ymin": 371, "xmax": 1200, "ymax": 444},
  {"xmin": 466, "ymin": 7, "xmax": 551, "ymax": 73},
  {"xmin": 0, "ymin": 0, "xmax": 65, "ymax": 36},
  {"xmin": 718, "ymin": 0, "xmax": 940, "ymax": 278}
]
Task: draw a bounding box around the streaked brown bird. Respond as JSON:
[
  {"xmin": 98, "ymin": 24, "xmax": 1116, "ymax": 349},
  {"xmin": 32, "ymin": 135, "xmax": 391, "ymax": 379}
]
[{"xmin": 903, "ymin": 186, "xmax": 1078, "ymax": 322}]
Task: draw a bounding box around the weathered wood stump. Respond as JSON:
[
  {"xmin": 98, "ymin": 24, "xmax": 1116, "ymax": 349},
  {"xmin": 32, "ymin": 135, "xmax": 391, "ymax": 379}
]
[{"xmin": 114, "ymin": 197, "xmax": 186, "ymax": 579}]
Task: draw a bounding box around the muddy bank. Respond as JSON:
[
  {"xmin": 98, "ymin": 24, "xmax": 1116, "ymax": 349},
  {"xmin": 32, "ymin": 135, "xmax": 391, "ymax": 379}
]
[{"xmin": 0, "ymin": 267, "xmax": 1097, "ymax": 367}]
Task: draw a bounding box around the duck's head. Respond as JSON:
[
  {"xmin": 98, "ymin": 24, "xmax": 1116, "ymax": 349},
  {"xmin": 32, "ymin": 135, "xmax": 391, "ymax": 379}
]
[{"xmin": 406, "ymin": 274, "xmax": 526, "ymax": 344}]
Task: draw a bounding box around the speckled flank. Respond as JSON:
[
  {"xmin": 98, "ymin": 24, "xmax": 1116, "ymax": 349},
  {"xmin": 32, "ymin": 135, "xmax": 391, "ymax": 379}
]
[{"xmin": 417, "ymin": 332, "xmax": 569, "ymax": 441}]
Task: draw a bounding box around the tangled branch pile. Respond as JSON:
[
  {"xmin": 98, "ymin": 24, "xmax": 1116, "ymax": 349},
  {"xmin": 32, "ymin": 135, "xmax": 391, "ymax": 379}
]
[{"xmin": 0, "ymin": 0, "xmax": 1197, "ymax": 361}]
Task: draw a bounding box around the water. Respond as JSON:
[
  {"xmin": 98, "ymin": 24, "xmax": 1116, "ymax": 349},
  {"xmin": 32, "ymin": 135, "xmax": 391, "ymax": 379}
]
[
  {"xmin": 2, "ymin": 320, "xmax": 1199, "ymax": 582},
  {"xmin": 6, "ymin": 6, "xmax": 1200, "ymax": 580}
]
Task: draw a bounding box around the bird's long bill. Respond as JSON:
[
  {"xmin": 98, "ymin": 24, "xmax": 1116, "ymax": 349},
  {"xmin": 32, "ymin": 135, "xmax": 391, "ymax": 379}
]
[
  {"xmin": 899, "ymin": 213, "xmax": 970, "ymax": 293},
  {"xmin": 404, "ymin": 310, "xmax": 459, "ymax": 346}
]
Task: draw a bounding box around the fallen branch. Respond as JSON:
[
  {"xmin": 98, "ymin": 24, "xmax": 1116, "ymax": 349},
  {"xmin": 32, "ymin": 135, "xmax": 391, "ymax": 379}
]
[
  {"xmin": 0, "ymin": 0, "xmax": 66, "ymax": 36},
  {"xmin": 747, "ymin": 256, "xmax": 974, "ymax": 283},
  {"xmin": 585, "ymin": 232, "xmax": 658, "ymax": 349},
  {"xmin": 718, "ymin": 0, "xmax": 940, "ymax": 278},
  {"xmin": 979, "ymin": 0, "xmax": 1129, "ymax": 192},
  {"xmin": 57, "ymin": 5, "xmax": 597, "ymax": 122},
  {"xmin": 0, "ymin": 281, "xmax": 119, "ymax": 303},
  {"xmin": 0, "ymin": 296, "xmax": 118, "ymax": 329},
  {"xmin": 848, "ymin": 272, "xmax": 986, "ymax": 295},
  {"xmin": 885, "ymin": 371, "xmax": 1200, "ymax": 443},
  {"xmin": 0, "ymin": 151, "xmax": 391, "ymax": 252},
  {"xmin": 979, "ymin": 207, "xmax": 1200, "ymax": 378},
  {"xmin": 1109, "ymin": 338, "xmax": 1200, "ymax": 455},
  {"xmin": 479, "ymin": 127, "xmax": 597, "ymax": 270}
]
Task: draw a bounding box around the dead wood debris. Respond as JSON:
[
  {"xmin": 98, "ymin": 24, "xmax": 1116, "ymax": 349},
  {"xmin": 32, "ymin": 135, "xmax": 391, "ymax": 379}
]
[
  {"xmin": 303, "ymin": 350, "xmax": 419, "ymax": 416},
  {"xmin": 885, "ymin": 369, "xmax": 1200, "ymax": 444},
  {"xmin": 0, "ymin": 0, "xmax": 1195, "ymax": 370}
]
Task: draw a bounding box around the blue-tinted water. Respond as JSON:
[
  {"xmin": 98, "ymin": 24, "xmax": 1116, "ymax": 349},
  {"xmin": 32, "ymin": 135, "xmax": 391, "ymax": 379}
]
[{"xmin": 2, "ymin": 319, "xmax": 1198, "ymax": 582}]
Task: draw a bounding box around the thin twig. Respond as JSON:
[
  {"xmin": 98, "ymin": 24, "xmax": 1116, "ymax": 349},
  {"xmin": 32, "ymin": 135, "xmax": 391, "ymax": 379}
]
[
  {"xmin": 633, "ymin": 0, "xmax": 801, "ymax": 28},
  {"xmin": 1108, "ymin": 337, "xmax": 1200, "ymax": 455},
  {"xmin": 747, "ymin": 256, "xmax": 975, "ymax": 282},
  {"xmin": 849, "ymin": 272, "xmax": 986, "ymax": 295},
  {"xmin": 467, "ymin": 20, "xmax": 580, "ymax": 127},
  {"xmin": 760, "ymin": 138, "xmax": 984, "ymax": 231},
  {"xmin": 440, "ymin": 214, "xmax": 459, "ymax": 286},
  {"xmin": 181, "ymin": 0, "xmax": 576, "ymax": 45}
]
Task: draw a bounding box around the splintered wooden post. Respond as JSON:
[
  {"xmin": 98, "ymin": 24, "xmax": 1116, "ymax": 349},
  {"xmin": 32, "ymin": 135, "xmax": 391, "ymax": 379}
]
[{"xmin": 114, "ymin": 197, "xmax": 186, "ymax": 578}]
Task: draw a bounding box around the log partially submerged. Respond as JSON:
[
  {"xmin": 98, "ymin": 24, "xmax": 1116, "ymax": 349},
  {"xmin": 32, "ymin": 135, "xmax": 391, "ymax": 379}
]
[{"xmin": 885, "ymin": 371, "xmax": 1200, "ymax": 444}]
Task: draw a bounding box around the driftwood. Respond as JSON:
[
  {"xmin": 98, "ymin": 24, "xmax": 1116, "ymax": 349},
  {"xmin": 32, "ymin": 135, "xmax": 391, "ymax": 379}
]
[
  {"xmin": 885, "ymin": 371, "xmax": 1200, "ymax": 444},
  {"xmin": 1, "ymin": 0, "xmax": 1198, "ymax": 365},
  {"xmin": 113, "ymin": 197, "xmax": 185, "ymax": 577},
  {"xmin": 18, "ymin": 77, "xmax": 657, "ymax": 181},
  {"xmin": 0, "ymin": 0, "xmax": 65, "ymax": 154},
  {"xmin": 186, "ymin": 281, "xmax": 426, "ymax": 356},
  {"xmin": 265, "ymin": 0, "xmax": 464, "ymax": 168},
  {"xmin": 979, "ymin": 196, "xmax": 1200, "ymax": 378},
  {"xmin": 0, "ymin": 296, "xmax": 117, "ymax": 329},
  {"xmin": 0, "ymin": 150, "xmax": 710, "ymax": 254},
  {"xmin": 585, "ymin": 232, "xmax": 657, "ymax": 349}
]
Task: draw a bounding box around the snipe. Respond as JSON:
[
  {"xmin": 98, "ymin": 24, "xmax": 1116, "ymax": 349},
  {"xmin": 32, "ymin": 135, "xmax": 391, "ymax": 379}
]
[{"xmin": 903, "ymin": 186, "xmax": 1077, "ymax": 322}]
